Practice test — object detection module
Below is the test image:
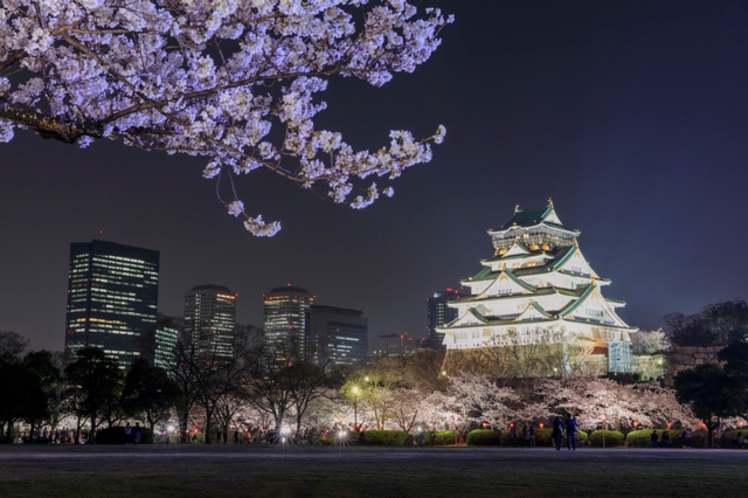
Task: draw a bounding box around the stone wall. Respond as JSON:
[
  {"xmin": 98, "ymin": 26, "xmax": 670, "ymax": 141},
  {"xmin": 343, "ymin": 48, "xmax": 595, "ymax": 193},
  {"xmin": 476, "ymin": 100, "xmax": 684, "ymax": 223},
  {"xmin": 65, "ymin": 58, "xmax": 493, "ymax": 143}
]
[{"xmin": 664, "ymin": 345, "xmax": 726, "ymax": 386}]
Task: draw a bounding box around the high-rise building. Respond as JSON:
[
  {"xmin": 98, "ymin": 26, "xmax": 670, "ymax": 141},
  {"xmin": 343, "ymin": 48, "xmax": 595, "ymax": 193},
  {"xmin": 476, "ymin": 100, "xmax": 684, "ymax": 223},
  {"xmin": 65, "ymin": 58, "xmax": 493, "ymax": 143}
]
[
  {"xmin": 154, "ymin": 314, "xmax": 179, "ymax": 373},
  {"xmin": 64, "ymin": 240, "xmax": 159, "ymax": 368},
  {"xmin": 306, "ymin": 305, "xmax": 368, "ymax": 366},
  {"xmin": 263, "ymin": 284, "xmax": 314, "ymax": 357},
  {"xmin": 439, "ymin": 200, "xmax": 636, "ymax": 374},
  {"xmin": 184, "ymin": 284, "xmax": 237, "ymax": 358},
  {"xmin": 426, "ymin": 288, "xmax": 467, "ymax": 349}
]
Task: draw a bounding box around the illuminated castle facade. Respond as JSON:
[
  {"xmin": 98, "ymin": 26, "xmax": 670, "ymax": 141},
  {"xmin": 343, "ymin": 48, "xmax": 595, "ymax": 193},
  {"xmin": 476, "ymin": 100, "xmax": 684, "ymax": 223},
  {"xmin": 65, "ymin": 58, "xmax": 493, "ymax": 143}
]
[{"xmin": 438, "ymin": 201, "xmax": 636, "ymax": 373}]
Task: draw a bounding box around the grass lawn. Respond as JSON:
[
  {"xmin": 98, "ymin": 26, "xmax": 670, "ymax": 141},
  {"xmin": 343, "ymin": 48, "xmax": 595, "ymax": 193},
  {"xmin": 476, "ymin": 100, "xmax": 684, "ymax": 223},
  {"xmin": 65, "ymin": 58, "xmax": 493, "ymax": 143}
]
[{"xmin": 0, "ymin": 444, "xmax": 746, "ymax": 497}]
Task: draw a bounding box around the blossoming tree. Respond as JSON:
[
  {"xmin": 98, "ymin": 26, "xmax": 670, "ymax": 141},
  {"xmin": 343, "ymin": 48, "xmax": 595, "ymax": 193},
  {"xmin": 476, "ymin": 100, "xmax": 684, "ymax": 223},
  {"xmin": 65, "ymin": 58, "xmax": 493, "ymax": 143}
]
[{"xmin": 0, "ymin": 0, "xmax": 451, "ymax": 235}]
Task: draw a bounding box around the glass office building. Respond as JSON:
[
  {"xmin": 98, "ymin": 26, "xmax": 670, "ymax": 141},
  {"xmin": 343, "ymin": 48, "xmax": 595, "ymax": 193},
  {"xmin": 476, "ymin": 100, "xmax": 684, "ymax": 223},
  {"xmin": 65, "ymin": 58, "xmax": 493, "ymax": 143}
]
[{"xmin": 64, "ymin": 240, "xmax": 159, "ymax": 368}]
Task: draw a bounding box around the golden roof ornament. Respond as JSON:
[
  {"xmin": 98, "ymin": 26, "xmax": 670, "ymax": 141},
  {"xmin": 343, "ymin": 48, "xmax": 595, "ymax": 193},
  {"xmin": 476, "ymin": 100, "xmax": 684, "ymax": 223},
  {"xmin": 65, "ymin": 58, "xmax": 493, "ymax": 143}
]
[
  {"xmin": 514, "ymin": 203, "xmax": 520, "ymax": 213},
  {"xmin": 548, "ymin": 197, "xmax": 554, "ymax": 208}
]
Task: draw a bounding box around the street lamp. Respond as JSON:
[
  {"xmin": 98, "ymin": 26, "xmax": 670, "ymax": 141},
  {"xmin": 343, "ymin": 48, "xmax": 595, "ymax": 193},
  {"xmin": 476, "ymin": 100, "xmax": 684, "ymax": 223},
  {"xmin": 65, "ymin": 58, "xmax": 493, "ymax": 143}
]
[{"xmin": 351, "ymin": 386, "xmax": 360, "ymax": 431}]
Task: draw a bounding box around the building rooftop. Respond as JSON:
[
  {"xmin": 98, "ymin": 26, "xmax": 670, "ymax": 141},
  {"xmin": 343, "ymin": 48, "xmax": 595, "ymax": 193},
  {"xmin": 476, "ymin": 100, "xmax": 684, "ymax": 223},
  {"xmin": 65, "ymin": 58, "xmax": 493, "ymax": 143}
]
[{"xmin": 188, "ymin": 283, "xmax": 233, "ymax": 293}]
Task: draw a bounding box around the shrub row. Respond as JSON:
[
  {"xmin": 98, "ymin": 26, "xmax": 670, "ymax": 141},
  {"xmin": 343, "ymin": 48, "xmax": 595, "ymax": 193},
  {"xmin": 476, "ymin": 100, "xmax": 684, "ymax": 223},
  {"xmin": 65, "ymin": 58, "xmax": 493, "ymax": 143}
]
[
  {"xmin": 359, "ymin": 430, "xmax": 413, "ymax": 446},
  {"xmin": 588, "ymin": 430, "xmax": 624, "ymax": 447},
  {"xmin": 499, "ymin": 429, "xmax": 588, "ymax": 446},
  {"xmin": 431, "ymin": 430, "xmax": 456, "ymax": 445},
  {"xmin": 466, "ymin": 429, "xmax": 502, "ymax": 446},
  {"xmin": 624, "ymin": 429, "xmax": 701, "ymax": 448}
]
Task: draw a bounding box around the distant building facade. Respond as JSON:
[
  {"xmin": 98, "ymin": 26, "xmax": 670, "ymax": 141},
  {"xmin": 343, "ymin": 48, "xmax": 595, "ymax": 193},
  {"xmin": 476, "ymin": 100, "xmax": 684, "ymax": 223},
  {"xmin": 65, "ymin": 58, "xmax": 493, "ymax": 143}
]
[
  {"xmin": 64, "ymin": 240, "xmax": 159, "ymax": 368},
  {"xmin": 263, "ymin": 285, "xmax": 314, "ymax": 357},
  {"xmin": 154, "ymin": 315, "xmax": 179, "ymax": 373},
  {"xmin": 372, "ymin": 333, "xmax": 416, "ymax": 357},
  {"xmin": 306, "ymin": 305, "xmax": 368, "ymax": 366},
  {"xmin": 184, "ymin": 284, "xmax": 237, "ymax": 358},
  {"xmin": 426, "ymin": 288, "xmax": 467, "ymax": 349}
]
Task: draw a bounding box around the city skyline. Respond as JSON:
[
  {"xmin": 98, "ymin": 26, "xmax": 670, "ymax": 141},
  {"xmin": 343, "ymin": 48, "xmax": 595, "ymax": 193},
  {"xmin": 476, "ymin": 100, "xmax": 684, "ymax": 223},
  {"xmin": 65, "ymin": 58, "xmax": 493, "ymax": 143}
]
[{"xmin": 2, "ymin": 1, "xmax": 748, "ymax": 352}]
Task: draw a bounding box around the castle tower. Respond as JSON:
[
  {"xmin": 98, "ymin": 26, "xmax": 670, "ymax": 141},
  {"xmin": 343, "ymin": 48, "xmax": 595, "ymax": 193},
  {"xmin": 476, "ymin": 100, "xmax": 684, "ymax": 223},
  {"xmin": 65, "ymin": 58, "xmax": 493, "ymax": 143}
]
[{"xmin": 438, "ymin": 200, "xmax": 636, "ymax": 375}]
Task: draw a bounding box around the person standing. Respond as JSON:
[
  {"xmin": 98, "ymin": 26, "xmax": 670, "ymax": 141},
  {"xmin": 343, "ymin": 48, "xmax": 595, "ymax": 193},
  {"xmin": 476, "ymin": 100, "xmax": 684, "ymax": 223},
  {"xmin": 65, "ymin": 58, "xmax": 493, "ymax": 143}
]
[
  {"xmin": 134, "ymin": 423, "xmax": 141, "ymax": 444},
  {"xmin": 552, "ymin": 417, "xmax": 564, "ymax": 451},
  {"xmin": 683, "ymin": 428, "xmax": 692, "ymax": 448},
  {"xmin": 124, "ymin": 422, "xmax": 132, "ymax": 444},
  {"xmin": 661, "ymin": 430, "xmax": 670, "ymax": 448},
  {"xmin": 650, "ymin": 430, "xmax": 659, "ymax": 448},
  {"xmin": 529, "ymin": 425, "xmax": 535, "ymax": 447},
  {"xmin": 566, "ymin": 414, "xmax": 578, "ymax": 451},
  {"xmin": 521, "ymin": 425, "xmax": 530, "ymax": 447}
]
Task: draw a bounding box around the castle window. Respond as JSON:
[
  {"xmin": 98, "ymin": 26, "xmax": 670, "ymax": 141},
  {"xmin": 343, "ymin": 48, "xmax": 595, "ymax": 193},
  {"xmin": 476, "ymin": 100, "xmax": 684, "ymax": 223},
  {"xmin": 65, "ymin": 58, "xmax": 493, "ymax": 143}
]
[{"xmin": 585, "ymin": 309, "xmax": 603, "ymax": 318}]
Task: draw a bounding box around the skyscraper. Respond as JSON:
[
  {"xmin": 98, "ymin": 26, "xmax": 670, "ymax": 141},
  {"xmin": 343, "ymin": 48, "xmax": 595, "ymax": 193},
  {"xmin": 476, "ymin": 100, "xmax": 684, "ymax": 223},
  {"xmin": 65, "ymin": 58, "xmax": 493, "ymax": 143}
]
[
  {"xmin": 426, "ymin": 288, "xmax": 467, "ymax": 349},
  {"xmin": 64, "ymin": 240, "xmax": 159, "ymax": 368},
  {"xmin": 306, "ymin": 305, "xmax": 368, "ymax": 366},
  {"xmin": 184, "ymin": 284, "xmax": 237, "ymax": 358},
  {"xmin": 263, "ymin": 284, "xmax": 314, "ymax": 357}
]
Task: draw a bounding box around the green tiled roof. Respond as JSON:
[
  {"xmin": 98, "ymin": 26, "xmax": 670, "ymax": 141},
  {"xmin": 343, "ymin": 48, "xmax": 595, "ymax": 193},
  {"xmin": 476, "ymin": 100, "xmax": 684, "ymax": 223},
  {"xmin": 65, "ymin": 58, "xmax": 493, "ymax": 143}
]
[
  {"xmin": 550, "ymin": 245, "xmax": 577, "ymax": 269},
  {"xmin": 496, "ymin": 206, "xmax": 553, "ymax": 230},
  {"xmin": 558, "ymin": 283, "xmax": 596, "ymax": 318}
]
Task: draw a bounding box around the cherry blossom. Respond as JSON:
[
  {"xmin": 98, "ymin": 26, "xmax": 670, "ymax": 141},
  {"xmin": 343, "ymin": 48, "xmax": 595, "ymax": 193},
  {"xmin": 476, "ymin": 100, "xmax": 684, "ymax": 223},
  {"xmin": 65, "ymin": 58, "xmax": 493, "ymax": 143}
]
[{"xmin": 0, "ymin": 0, "xmax": 452, "ymax": 235}]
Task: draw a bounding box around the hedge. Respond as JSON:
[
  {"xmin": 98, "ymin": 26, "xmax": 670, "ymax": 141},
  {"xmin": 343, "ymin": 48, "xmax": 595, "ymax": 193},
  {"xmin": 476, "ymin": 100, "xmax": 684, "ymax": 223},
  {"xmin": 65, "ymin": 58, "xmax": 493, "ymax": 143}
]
[
  {"xmin": 430, "ymin": 430, "xmax": 456, "ymax": 445},
  {"xmin": 501, "ymin": 429, "xmax": 587, "ymax": 446},
  {"xmin": 625, "ymin": 429, "xmax": 701, "ymax": 448},
  {"xmin": 359, "ymin": 430, "xmax": 413, "ymax": 446},
  {"xmin": 96, "ymin": 426, "xmax": 153, "ymax": 444},
  {"xmin": 588, "ymin": 430, "xmax": 624, "ymax": 447},
  {"xmin": 467, "ymin": 429, "xmax": 502, "ymax": 446},
  {"xmin": 721, "ymin": 430, "xmax": 748, "ymax": 449}
]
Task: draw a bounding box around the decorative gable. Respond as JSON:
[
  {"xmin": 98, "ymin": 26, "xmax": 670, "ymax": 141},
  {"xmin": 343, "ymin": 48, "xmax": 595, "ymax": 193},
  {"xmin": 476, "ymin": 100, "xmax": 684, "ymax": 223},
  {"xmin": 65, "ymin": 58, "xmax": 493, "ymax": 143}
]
[
  {"xmin": 479, "ymin": 270, "xmax": 534, "ymax": 298},
  {"xmin": 513, "ymin": 301, "xmax": 553, "ymax": 322},
  {"xmin": 449, "ymin": 308, "xmax": 488, "ymax": 327}
]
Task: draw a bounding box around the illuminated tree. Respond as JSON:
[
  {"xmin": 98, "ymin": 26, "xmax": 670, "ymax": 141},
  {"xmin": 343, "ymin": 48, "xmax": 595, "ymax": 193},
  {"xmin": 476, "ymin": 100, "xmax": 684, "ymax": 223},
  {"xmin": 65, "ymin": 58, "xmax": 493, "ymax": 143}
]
[{"xmin": 0, "ymin": 0, "xmax": 451, "ymax": 235}]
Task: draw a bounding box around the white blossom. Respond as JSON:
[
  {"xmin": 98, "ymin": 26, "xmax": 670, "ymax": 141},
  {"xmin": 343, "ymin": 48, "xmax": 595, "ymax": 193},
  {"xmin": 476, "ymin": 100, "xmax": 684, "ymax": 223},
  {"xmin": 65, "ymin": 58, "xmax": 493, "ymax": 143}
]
[
  {"xmin": 227, "ymin": 200, "xmax": 245, "ymax": 217},
  {"xmin": 0, "ymin": 0, "xmax": 452, "ymax": 236}
]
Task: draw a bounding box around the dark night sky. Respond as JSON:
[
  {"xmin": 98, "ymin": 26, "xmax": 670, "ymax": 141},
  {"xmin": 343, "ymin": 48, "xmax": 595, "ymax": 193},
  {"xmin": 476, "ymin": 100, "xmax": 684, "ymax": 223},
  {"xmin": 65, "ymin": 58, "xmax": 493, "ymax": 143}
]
[{"xmin": 2, "ymin": 1, "xmax": 747, "ymax": 352}]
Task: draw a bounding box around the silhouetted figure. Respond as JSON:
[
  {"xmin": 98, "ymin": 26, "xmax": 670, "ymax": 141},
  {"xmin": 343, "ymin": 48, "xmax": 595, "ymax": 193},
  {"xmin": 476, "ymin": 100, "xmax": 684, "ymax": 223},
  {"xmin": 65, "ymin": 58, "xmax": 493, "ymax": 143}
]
[
  {"xmin": 661, "ymin": 430, "xmax": 670, "ymax": 448},
  {"xmin": 565, "ymin": 414, "xmax": 578, "ymax": 451},
  {"xmin": 552, "ymin": 417, "xmax": 564, "ymax": 450},
  {"xmin": 683, "ymin": 428, "xmax": 692, "ymax": 448},
  {"xmin": 651, "ymin": 431, "xmax": 659, "ymax": 448}
]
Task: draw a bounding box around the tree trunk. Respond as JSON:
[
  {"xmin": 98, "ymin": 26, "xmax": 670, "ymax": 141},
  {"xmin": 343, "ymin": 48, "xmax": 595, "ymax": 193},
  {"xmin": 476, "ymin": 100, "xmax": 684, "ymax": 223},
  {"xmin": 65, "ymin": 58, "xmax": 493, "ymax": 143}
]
[
  {"xmin": 204, "ymin": 413, "xmax": 212, "ymax": 444},
  {"xmin": 178, "ymin": 411, "xmax": 189, "ymax": 444},
  {"xmin": 89, "ymin": 411, "xmax": 97, "ymax": 443}
]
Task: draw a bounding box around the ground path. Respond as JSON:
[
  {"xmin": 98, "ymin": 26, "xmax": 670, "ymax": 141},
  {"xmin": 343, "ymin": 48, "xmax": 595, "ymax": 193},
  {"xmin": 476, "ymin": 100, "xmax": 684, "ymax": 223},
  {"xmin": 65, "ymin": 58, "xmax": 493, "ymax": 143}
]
[{"xmin": 0, "ymin": 445, "xmax": 745, "ymax": 497}]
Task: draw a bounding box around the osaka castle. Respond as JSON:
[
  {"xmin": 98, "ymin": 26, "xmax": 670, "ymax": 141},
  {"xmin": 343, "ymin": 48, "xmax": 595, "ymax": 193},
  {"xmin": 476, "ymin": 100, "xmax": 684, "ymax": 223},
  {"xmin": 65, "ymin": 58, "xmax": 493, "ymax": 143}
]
[{"xmin": 438, "ymin": 200, "xmax": 637, "ymax": 374}]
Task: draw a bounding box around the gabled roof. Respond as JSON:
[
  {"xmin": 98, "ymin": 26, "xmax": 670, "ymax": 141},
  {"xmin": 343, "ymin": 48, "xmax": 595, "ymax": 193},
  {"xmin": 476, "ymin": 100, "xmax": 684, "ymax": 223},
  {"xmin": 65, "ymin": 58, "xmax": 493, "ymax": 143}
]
[
  {"xmin": 558, "ymin": 283, "xmax": 596, "ymax": 318},
  {"xmin": 490, "ymin": 202, "xmax": 580, "ymax": 235},
  {"xmin": 496, "ymin": 205, "xmax": 554, "ymax": 230},
  {"xmin": 445, "ymin": 307, "xmax": 488, "ymax": 327},
  {"xmin": 514, "ymin": 301, "xmax": 554, "ymax": 322},
  {"xmin": 550, "ymin": 245, "xmax": 577, "ymax": 269}
]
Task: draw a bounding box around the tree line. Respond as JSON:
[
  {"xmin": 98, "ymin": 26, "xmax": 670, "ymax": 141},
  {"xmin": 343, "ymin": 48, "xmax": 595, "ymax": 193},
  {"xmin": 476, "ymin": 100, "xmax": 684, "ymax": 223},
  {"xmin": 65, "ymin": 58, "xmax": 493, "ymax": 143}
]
[{"xmin": 1, "ymin": 299, "xmax": 747, "ymax": 446}]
